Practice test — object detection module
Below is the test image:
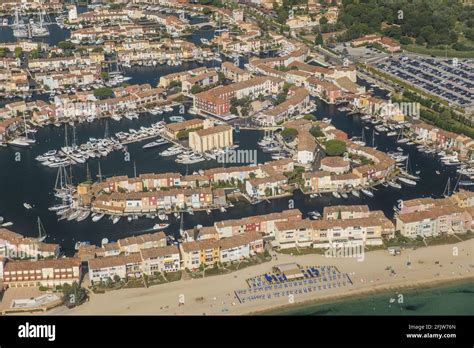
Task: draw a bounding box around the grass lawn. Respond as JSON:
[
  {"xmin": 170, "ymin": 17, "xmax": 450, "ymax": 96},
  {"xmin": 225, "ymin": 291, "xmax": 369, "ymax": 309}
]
[
  {"xmin": 203, "ymin": 267, "xmax": 229, "ymax": 276},
  {"xmin": 402, "ymin": 44, "xmax": 474, "ymax": 58},
  {"xmin": 277, "ymin": 247, "xmax": 326, "ymax": 255},
  {"xmin": 145, "ymin": 273, "xmax": 168, "ymax": 287},
  {"xmin": 164, "ymin": 271, "xmax": 182, "ymax": 282},
  {"xmin": 122, "ymin": 278, "xmax": 145, "ymax": 289},
  {"xmin": 424, "ymin": 233, "xmax": 474, "ymax": 247}
]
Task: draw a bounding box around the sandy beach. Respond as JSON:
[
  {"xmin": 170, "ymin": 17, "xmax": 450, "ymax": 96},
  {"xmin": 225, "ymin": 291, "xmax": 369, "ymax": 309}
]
[{"xmin": 47, "ymin": 239, "xmax": 474, "ymax": 315}]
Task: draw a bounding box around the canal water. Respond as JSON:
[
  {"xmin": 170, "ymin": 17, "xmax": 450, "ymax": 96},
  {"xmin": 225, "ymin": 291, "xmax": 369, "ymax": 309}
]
[
  {"xmin": 0, "ymin": 5, "xmax": 91, "ymax": 45},
  {"xmin": 0, "ymin": 21, "xmax": 471, "ymax": 255},
  {"xmin": 0, "ymin": 96, "xmax": 467, "ymax": 255}
]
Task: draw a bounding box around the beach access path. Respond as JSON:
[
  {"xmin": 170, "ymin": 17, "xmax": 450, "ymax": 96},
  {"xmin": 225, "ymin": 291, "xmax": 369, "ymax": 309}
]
[{"xmin": 47, "ymin": 239, "xmax": 474, "ymax": 315}]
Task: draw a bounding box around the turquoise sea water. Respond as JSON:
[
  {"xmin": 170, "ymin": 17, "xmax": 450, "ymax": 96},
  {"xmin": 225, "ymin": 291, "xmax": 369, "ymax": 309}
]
[{"xmin": 267, "ymin": 280, "xmax": 474, "ymax": 315}]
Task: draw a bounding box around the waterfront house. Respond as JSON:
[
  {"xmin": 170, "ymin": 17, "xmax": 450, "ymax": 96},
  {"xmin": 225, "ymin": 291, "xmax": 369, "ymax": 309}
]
[
  {"xmin": 140, "ymin": 245, "xmax": 181, "ymax": 274},
  {"xmin": 320, "ymin": 157, "xmax": 350, "ymax": 174},
  {"xmin": 182, "ymin": 71, "xmax": 219, "ymax": 94},
  {"xmin": 180, "ymin": 239, "xmax": 220, "ymax": 270},
  {"xmin": 297, "ymin": 131, "xmax": 317, "ymax": 165},
  {"xmin": 218, "ymin": 231, "xmax": 264, "ymax": 263},
  {"xmin": 396, "ymin": 205, "xmax": 472, "ymax": 238},
  {"xmin": 323, "ymin": 205, "xmax": 371, "ymax": 220},
  {"xmin": 214, "ymin": 209, "xmax": 302, "ymax": 238},
  {"xmin": 164, "ymin": 118, "xmax": 205, "ymax": 140},
  {"xmin": 258, "ymin": 87, "xmax": 310, "ymax": 125},
  {"xmin": 2, "ymin": 258, "xmax": 81, "ymax": 288},
  {"xmin": 184, "ymin": 226, "xmax": 220, "ymax": 242},
  {"xmin": 221, "ymin": 61, "xmax": 251, "ymax": 82},
  {"xmin": 245, "ymin": 174, "xmax": 288, "ymax": 198},
  {"xmin": 188, "ymin": 125, "xmax": 233, "ymax": 153},
  {"xmin": 203, "ymin": 165, "xmax": 262, "ymax": 183},
  {"xmin": 117, "ymin": 232, "xmax": 167, "ymax": 254},
  {"xmin": 88, "ymin": 253, "xmax": 142, "ymax": 283},
  {"xmin": 449, "ymin": 190, "xmax": 474, "ymax": 208},
  {"xmin": 274, "ymin": 212, "xmax": 393, "ymax": 249},
  {"xmin": 0, "ymin": 118, "xmax": 21, "ymax": 143},
  {"xmin": 193, "ymin": 76, "xmax": 284, "ymax": 116},
  {"xmin": 0, "ymin": 228, "xmax": 60, "ymax": 259},
  {"xmin": 305, "ymin": 77, "xmax": 342, "ymax": 104}
]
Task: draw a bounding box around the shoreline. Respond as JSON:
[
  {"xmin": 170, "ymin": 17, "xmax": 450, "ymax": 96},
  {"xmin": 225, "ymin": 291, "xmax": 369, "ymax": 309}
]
[
  {"xmin": 253, "ymin": 276, "xmax": 474, "ymax": 315},
  {"xmin": 41, "ymin": 239, "xmax": 474, "ymax": 316}
]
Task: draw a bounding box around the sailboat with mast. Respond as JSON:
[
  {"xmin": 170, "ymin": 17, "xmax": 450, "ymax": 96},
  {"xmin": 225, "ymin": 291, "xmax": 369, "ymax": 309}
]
[
  {"xmin": 8, "ymin": 113, "xmax": 35, "ymax": 147},
  {"xmin": 37, "ymin": 217, "xmax": 47, "ymax": 242},
  {"xmin": 398, "ymin": 154, "xmax": 418, "ymax": 185},
  {"xmin": 351, "ymin": 128, "xmax": 366, "ymax": 146},
  {"xmin": 31, "ymin": 10, "xmax": 49, "ymax": 37},
  {"xmin": 48, "ymin": 166, "xmax": 71, "ymax": 212},
  {"xmin": 12, "ymin": 7, "xmax": 28, "ymax": 38},
  {"xmin": 443, "ymin": 177, "xmax": 452, "ymax": 197},
  {"xmin": 396, "ymin": 129, "xmax": 409, "ymax": 144}
]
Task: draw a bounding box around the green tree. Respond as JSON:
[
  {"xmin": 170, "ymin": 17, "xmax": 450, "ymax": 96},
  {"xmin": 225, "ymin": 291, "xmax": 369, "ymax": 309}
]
[
  {"xmin": 310, "ymin": 126, "xmax": 324, "ymax": 138},
  {"xmin": 324, "ymin": 139, "xmax": 346, "ymax": 156},
  {"xmin": 58, "ymin": 41, "xmax": 75, "ymax": 50},
  {"xmin": 63, "ymin": 282, "xmax": 88, "ymax": 308},
  {"xmin": 281, "ymin": 128, "xmax": 298, "ymax": 142},
  {"xmin": 14, "ymin": 47, "xmax": 22, "ymax": 59},
  {"xmin": 315, "ymin": 33, "xmax": 324, "ymax": 46},
  {"xmin": 0, "ymin": 47, "xmax": 8, "ymax": 58},
  {"xmin": 217, "ymin": 71, "xmax": 225, "ymax": 83},
  {"xmin": 399, "ymin": 36, "xmax": 411, "ymax": 45},
  {"xmin": 29, "ymin": 49, "xmax": 41, "ymax": 59},
  {"xmin": 170, "ymin": 80, "xmax": 182, "ymax": 88},
  {"xmin": 190, "ymin": 84, "xmax": 203, "ymax": 94},
  {"xmin": 93, "ymin": 87, "xmax": 114, "ymax": 99},
  {"xmin": 264, "ymin": 187, "xmax": 273, "ymax": 197}
]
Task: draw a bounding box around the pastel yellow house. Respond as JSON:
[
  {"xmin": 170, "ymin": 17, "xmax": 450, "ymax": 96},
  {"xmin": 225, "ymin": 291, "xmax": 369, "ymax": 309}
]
[{"xmin": 179, "ymin": 239, "xmax": 220, "ymax": 270}]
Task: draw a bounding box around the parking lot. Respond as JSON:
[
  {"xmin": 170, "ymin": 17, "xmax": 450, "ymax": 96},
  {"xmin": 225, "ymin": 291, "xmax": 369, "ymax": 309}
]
[{"xmin": 374, "ymin": 55, "xmax": 474, "ymax": 109}]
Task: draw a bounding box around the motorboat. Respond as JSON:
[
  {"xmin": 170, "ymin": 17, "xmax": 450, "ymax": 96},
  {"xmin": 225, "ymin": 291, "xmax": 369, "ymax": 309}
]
[
  {"xmin": 361, "ymin": 189, "xmax": 374, "ymax": 197},
  {"xmin": 67, "ymin": 210, "xmax": 81, "ymax": 221},
  {"xmin": 76, "ymin": 210, "xmax": 91, "ymax": 222},
  {"xmin": 153, "ymin": 223, "xmax": 170, "ymax": 230},
  {"xmin": 9, "ymin": 137, "xmax": 32, "ymax": 148},
  {"xmin": 398, "ymin": 177, "xmax": 417, "ymax": 186},
  {"xmin": 92, "ymin": 213, "xmax": 105, "ymax": 222},
  {"xmin": 332, "ymin": 192, "xmax": 341, "ymax": 199},
  {"xmin": 388, "ymin": 181, "xmax": 402, "ymax": 189},
  {"xmin": 48, "ymin": 204, "xmax": 69, "ymax": 212},
  {"xmin": 23, "ymin": 203, "xmax": 33, "ymax": 210},
  {"xmin": 142, "ymin": 139, "xmax": 169, "ymax": 149}
]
